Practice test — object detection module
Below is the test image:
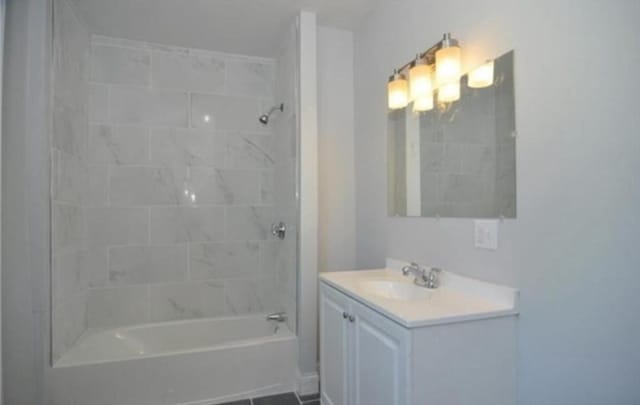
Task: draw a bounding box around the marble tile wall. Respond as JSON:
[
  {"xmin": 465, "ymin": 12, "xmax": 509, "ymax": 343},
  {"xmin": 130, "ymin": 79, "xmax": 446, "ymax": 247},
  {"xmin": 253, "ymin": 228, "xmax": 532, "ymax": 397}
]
[
  {"xmin": 51, "ymin": 0, "xmax": 90, "ymax": 362},
  {"xmin": 84, "ymin": 35, "xmax": 286, "ymax": 329},
  {"xmin": 272, "ymin": 24, "xmax": 299, "ymax": 333}
]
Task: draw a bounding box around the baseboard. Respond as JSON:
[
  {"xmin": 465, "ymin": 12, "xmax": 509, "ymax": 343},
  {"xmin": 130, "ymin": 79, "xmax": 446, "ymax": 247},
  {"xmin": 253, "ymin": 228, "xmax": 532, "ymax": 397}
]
[{"xmin": 296, "ymin": 369, "xmax": 319, "ymax": 396}]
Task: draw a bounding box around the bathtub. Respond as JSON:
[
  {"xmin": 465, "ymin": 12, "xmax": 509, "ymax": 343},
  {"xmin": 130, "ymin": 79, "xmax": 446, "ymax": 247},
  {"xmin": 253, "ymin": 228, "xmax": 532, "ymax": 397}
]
[{"xmin": 48, "ymin": 315, "xmax": 298, "ymax": 405}]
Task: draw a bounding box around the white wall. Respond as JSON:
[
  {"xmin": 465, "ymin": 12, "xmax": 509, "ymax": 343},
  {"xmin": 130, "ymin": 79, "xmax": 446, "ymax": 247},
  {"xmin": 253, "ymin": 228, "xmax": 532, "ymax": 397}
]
[
  {"xmin": 353, "ymin": 1, "xmax": 640, "ymax": 404},
  {"xmin": 2, "ymin": 0, "xmax": 51, "ymax": 403},
  {"xmin": 317, "ymin": 26, "xmax": 356, "ymax": 273}
]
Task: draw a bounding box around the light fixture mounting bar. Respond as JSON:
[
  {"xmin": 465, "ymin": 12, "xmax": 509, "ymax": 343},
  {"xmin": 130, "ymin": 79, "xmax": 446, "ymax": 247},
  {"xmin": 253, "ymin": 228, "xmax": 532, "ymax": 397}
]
[{"xmin": 392, "ymin": 33, "xmax": 459, "ymax": 76}]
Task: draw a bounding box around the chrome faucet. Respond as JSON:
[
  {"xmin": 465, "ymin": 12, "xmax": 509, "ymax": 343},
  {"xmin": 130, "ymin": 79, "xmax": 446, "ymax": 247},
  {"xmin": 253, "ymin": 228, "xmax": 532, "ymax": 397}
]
[
  {"xmin": 266, "ymin": 312, "xmax": 287, "ymax": 322},
  {"xmin": 266, "ymin": 312, "xmax": 288, "ymax": 334},
  {"xmin": 401, "ymin": 262, "xmax": 442, "ymax": 289}
]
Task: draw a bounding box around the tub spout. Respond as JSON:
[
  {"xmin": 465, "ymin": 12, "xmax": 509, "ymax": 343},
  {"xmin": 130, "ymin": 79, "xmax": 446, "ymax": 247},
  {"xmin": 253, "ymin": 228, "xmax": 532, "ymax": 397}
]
[{"xmin": 266, "ymin": 312, "xmax": 287, "ymax": 322}]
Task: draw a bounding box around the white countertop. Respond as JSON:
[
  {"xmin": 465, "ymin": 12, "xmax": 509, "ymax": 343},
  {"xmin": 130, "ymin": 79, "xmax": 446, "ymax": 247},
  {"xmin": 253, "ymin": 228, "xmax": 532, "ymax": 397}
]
[{"xmin": 319, "ymin": 258, "xmax": 519, "ymax": 328}]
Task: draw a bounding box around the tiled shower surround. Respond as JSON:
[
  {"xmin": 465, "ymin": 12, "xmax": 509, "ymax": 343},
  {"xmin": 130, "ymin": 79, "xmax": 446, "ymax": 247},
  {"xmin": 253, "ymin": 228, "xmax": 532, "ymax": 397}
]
[
  {"xmin": 52, "ymin": 0, "xmax": 91, "ymax": 362},
  {"xmin": 52, "ymin": 0, "xmax": 295, "ymax": 362},
  {"xmin": 87, "ymin": 37, "xmax": 281, "ymax": 323}
]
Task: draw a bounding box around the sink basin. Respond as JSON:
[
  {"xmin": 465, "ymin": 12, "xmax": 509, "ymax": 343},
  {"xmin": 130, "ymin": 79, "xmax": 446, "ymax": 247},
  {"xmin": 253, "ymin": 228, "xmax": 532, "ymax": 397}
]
[{"xmin": 357, "ymin": 280, "xmax": 432, "ymax": 301}]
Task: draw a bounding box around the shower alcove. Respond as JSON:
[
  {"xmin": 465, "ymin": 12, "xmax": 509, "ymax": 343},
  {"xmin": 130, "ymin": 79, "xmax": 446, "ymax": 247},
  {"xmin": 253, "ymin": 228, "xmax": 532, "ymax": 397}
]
[{"xmin": 48, "ymin": 0, "xmax": 318, "ymax": 403}]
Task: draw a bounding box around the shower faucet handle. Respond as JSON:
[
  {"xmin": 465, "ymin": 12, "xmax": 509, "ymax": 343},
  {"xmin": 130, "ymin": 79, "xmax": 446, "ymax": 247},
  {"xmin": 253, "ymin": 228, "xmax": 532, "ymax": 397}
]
[{"xmin": 271, "ymin": 222, "xmax": 286, "ymax": 240}]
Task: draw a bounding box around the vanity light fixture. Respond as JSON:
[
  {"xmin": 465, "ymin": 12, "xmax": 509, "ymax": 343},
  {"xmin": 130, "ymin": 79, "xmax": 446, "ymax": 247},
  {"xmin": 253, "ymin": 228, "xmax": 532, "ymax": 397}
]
[
  {"xmin": 410, "ymin": 56, "xmax": 434, "ymax": 111},
  {"xmin": 468, "ymin": 59, "xmax": 495, "ymax": 88},
  {"xmin": 409, "ymin": 56, "xmax": 433, "ymax": 100},
  {"xmin": 387, "ymin": 32, "xmax": 462, "ymax": 110},
  {"xmin": 413, "ymin": 94, "xmax": 434, "ymax": 112},
  {"xmin": 437, "ymin": 81, "xmax": 461, "ymax": 103},
  {"xmin": 388, "ymin": 69, "xmax": 409, "ymax": 109},
  {"xmin": 435, "ymin": 33, "xmax": 461, "ymax": 87}
]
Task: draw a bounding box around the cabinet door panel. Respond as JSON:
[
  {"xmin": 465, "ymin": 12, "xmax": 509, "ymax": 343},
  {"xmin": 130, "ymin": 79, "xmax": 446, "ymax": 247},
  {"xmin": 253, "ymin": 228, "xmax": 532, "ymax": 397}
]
[
  {"xmin": 320, "ymin": 284, "xmax": 351, "ymax": 405},
  {"xmin": 352, "ymin": 300, "xmax": 409, "ymax": 405}
]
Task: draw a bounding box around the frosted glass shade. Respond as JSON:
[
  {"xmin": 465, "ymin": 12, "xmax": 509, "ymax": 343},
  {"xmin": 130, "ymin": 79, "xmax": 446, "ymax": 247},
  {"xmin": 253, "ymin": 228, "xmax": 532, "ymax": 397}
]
[
  {"xmin": 409, "ymin": 64, "xmax": 433, "ymax": 100},
  {"xmin": 413, "ymin": 94, "xmax": 434, "ymax": 112},
  {"xmin": 435, "ymin": 45, "xmax": 461, "ymax": 86},
  {"xmin": 388, "ymin": 74, "xmax": 409, "ymax": 109},
  {"xmin": 437, "ymin": 81, "xmax": 460, "ymax": 103},
  {"xmin": 468, "ymin": 60, "xmax": 495, "ymax": 88}
]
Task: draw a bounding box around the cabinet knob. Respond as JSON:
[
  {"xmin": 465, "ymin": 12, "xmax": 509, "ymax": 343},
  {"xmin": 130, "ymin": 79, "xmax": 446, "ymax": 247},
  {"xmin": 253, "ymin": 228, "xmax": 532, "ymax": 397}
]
[
  {"xmin": 342, "ymin": 312, "xmax": 348, "ymax": 319},
  {"xmin": 348, "ymin": 315, "xmax": 355, "ymax": 322}
]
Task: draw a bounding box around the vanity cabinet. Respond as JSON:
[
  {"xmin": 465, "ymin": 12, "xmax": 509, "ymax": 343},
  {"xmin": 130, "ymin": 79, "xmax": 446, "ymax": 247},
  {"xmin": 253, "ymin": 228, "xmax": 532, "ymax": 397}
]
[
  {"xmin": 320, "ymin": 283, "xmax": 409, "ymax": 405},
  {"xmin": 320, "ymin": 279, "xmax": 517, "ymax": 405}
]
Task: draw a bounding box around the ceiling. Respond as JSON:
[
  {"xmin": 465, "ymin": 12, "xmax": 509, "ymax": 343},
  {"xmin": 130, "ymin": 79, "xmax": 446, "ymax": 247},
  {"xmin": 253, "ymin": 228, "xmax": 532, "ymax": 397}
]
[{"xmin": 69, "ymin": 0, "xmax": 378, "ymax": 57}]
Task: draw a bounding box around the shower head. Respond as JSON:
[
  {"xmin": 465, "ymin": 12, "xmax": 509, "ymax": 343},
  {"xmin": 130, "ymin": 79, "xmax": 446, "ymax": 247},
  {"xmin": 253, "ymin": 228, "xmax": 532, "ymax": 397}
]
[{"xmin": 259, "ymin": 103, "xmax": 284, "ymax": 125}]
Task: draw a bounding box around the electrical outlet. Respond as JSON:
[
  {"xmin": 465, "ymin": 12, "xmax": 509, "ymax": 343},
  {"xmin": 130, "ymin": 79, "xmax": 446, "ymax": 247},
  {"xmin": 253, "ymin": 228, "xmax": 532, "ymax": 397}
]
[{"xmin": 474, "ymin": 220, "xmax": 498, "ymax": 250}]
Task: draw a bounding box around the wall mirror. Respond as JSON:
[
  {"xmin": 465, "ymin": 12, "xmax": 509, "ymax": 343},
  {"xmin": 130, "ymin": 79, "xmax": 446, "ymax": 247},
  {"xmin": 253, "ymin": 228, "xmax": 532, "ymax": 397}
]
[{"xmin": 388, "ymin": 50, "xmax": 516, "ymax": 218}]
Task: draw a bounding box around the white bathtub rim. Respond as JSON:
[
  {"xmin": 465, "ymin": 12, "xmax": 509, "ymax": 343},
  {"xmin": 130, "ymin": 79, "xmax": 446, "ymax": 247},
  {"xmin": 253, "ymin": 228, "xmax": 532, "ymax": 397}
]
[
  {"xmin": 84, "ymin": 312, "xmax": 282, "ymax": 335},
  {"xmin": 54, "ymin": 314, "xmax": 295, "ymax": 368}
]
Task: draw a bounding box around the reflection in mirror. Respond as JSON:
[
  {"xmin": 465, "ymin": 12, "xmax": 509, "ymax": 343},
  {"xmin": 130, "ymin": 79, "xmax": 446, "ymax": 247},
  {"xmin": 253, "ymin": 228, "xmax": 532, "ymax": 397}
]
[{"xmin": 388, "ymin": 51, "xmax": 516, "ymax": 218}]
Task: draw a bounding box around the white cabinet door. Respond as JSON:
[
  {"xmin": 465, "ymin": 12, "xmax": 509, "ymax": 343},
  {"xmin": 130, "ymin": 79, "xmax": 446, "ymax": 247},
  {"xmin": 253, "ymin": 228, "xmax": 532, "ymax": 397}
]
[
  {"xmin": 350, "ymin": 299, "xmax": 410, "ymax": 405},
  {"xmin": 320, "ymin": 284, "xmax": 351, "ymax": 405}
]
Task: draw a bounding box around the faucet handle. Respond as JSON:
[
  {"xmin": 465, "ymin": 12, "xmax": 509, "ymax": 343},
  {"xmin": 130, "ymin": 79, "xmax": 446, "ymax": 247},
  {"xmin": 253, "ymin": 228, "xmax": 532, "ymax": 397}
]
[
  {"xmin": 425, "ymin": 267, "xmax": 442, "ymax": 288},
  {"xmin": 402, "ymin": 262, "xmax": 420, "ymax": 275}
]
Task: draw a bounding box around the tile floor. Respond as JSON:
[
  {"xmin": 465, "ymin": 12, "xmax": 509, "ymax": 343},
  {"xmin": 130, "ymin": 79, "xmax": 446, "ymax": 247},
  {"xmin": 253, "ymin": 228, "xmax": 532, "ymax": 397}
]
[{"xmin": 218, "ymin": 392, "xmax": 320, "ymax": 405}]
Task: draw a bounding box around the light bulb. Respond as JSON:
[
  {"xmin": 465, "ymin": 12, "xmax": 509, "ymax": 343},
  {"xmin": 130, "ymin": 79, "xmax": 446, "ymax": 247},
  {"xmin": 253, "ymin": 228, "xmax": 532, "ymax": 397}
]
[
  {"xmin": 435, "ymin": 33, "xmax": 461, "ymax": 86},
  {"xmin": 437, "ymin": 81, "xmax": 460, "ymax": 103},
  {"xmin": 409, "ymin": 61, "xmax": 432, "ymax": 100},
  {"xmin": 468, "ymin": 60, "xmax": 494, "ymax": 88},
  {"xmin": 388, "ymin": 71, "xmax": 409, "ymax": 110},
  {"xmin": 413, "ymin": 94, "xmax": 434, "ymax": 112}
]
